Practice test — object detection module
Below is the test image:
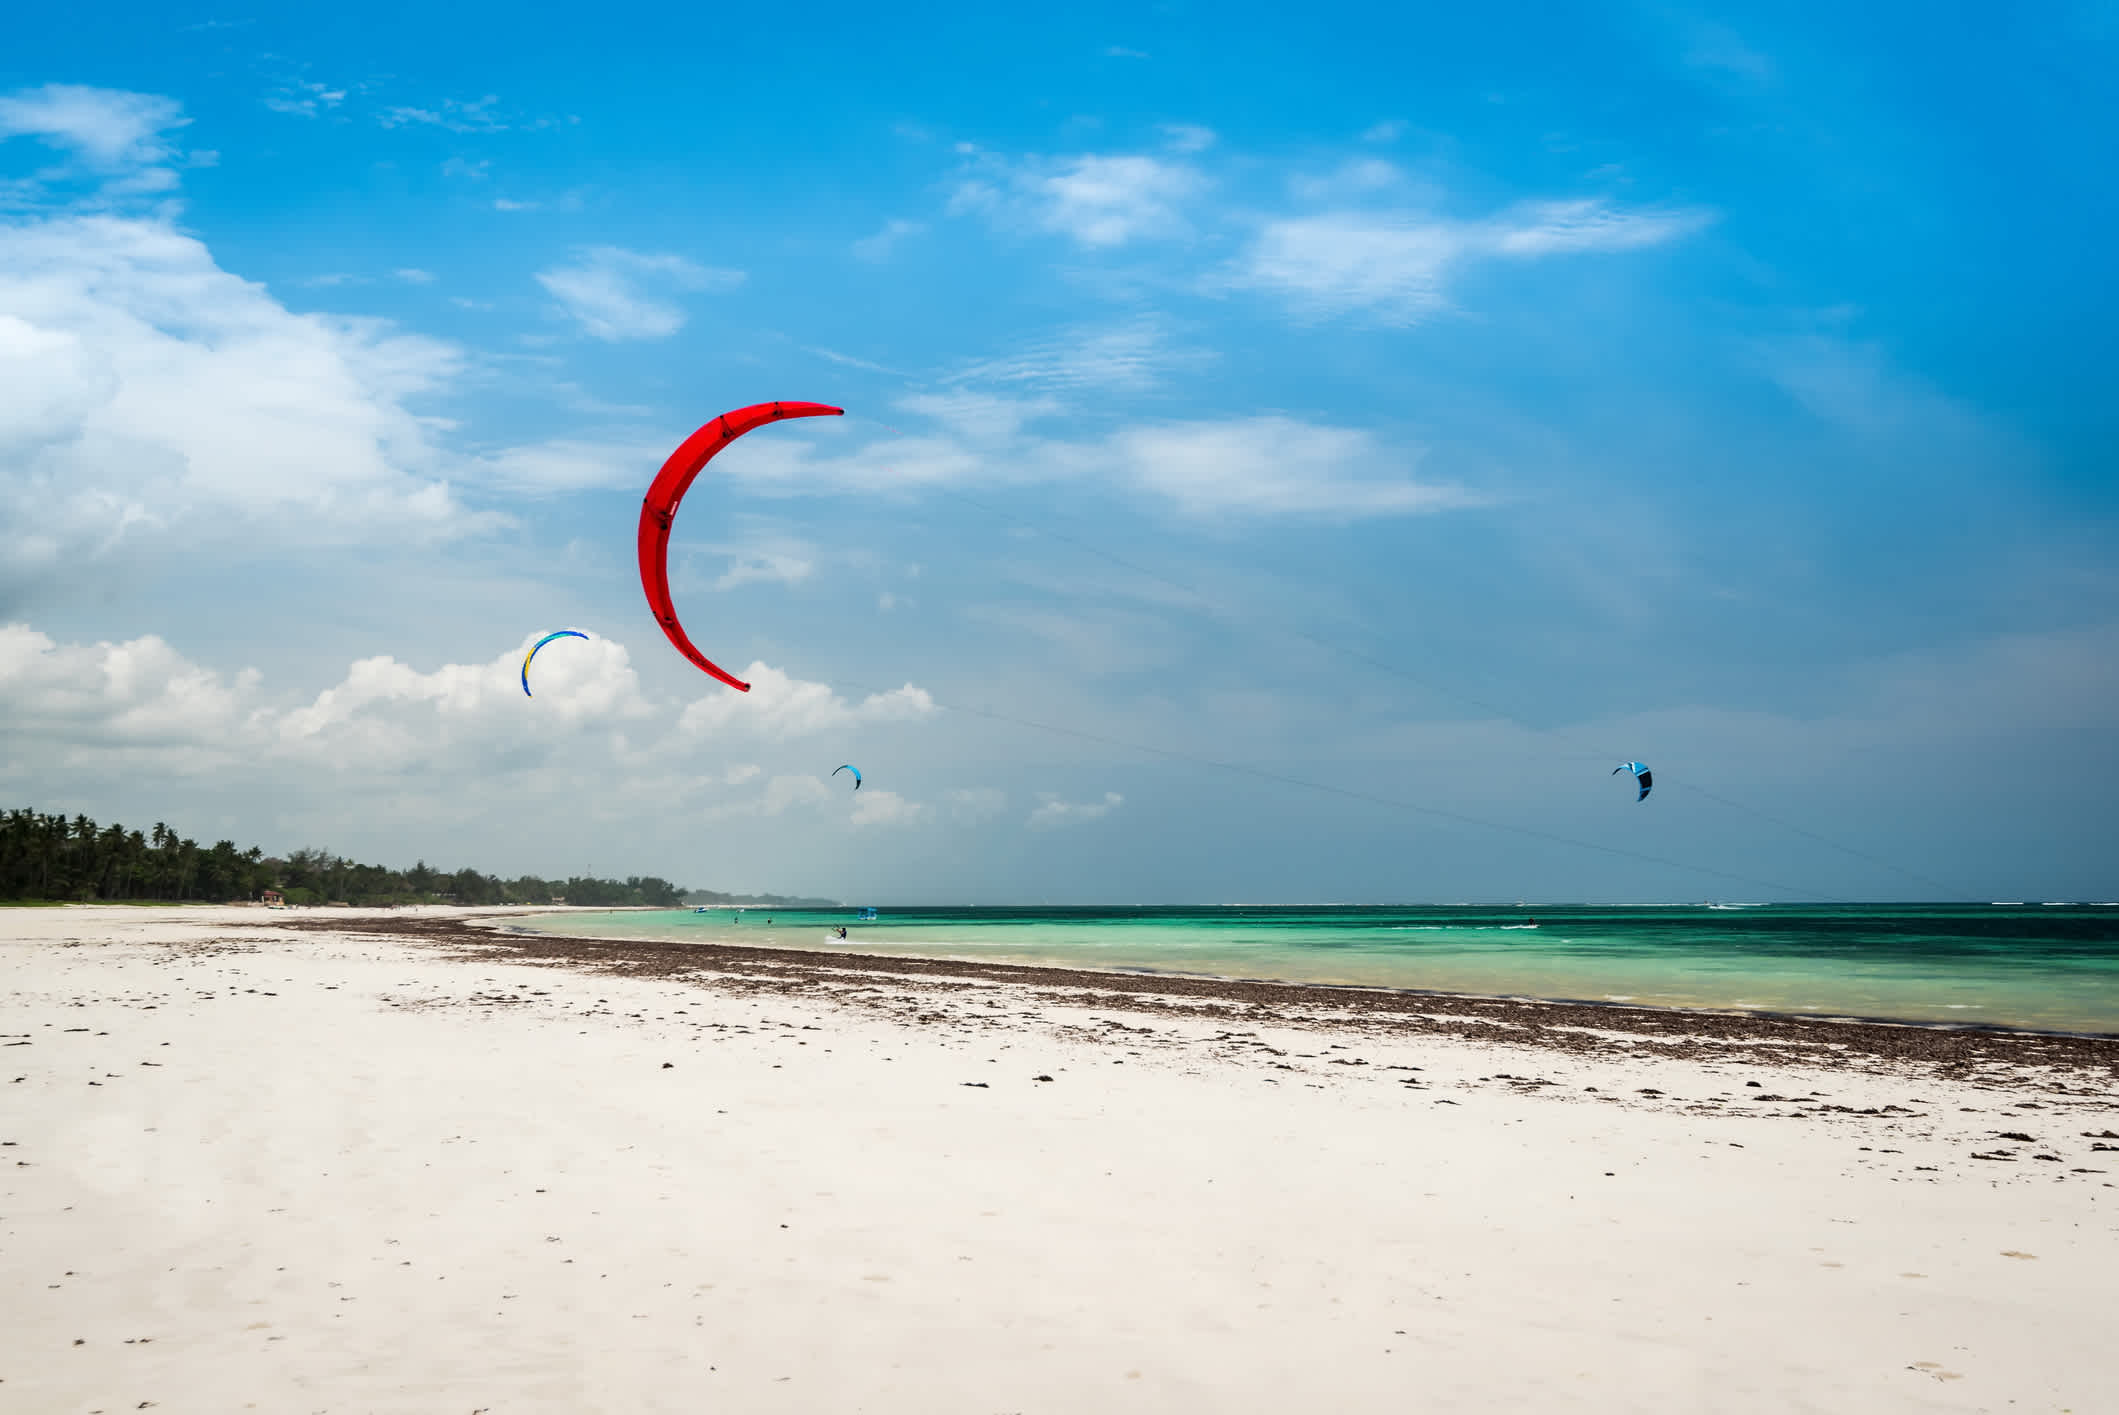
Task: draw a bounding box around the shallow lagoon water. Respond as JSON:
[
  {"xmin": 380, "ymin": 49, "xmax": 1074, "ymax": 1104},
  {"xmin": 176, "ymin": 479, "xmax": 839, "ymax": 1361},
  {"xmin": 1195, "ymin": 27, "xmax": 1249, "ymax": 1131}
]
[{"xmin": 517, "ymin": 904, "xmax": 2119, "ymax": 1035}]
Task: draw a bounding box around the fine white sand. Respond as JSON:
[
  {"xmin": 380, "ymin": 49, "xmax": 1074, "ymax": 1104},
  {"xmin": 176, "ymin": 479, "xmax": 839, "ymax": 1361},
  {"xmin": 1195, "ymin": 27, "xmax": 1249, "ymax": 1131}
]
[{"xmin": 3, "ymin": 905, "xmax": 2114, "ymax": 1413}]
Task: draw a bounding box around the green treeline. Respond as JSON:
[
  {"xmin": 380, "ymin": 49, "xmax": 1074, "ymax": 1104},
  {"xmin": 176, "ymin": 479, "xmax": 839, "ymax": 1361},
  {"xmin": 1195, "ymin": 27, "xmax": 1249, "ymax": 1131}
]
[{"xmin": 0, "ymin": 807, "xmax": 686, "ymax": 908}]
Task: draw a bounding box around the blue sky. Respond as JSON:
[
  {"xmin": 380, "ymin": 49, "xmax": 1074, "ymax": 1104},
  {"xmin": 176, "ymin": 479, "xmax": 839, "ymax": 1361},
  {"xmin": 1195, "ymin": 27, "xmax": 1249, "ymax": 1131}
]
[{"xmin": 3, "ymin": 1, "xmax": 2114, "ymax": 903}]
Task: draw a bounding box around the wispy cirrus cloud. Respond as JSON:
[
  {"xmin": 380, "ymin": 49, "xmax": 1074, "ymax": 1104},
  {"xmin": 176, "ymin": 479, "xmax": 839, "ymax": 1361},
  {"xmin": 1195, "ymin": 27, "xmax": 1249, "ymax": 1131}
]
[
  {"xmin": 692, "ymin": 527, "xmax": 820, "ymax": 592},
  {"xmin": 945, "ymin": 317, "xmax": 1209, "ymax": 394},
  {"xmin": 852, "ymin": 217, "xmax": 925, "ymax": 262},
  {"xmin": 704, "ymin": 390, "xmax": 1477, "ymax": 522},
  {"xmin": 1221, "ymin": 199, "xmax": 1713, "ymax": 323},
  {"xmin": 1110, "ymin": 416, "xmax": 1484, "ymax": 518},
  {"xmin": 1028, "ymin": 791, "xmax": 1124, "ymax": 827},
  {"xmin": 464, "ymin": 438, "xmax": 667, "ymax": 493},
  {"xmin": 950, "ymin": 147, "xmax": 1206, "ymax": 247},
  {"xmin": 0, "ymin": 85, "xmax": 187, "ymax": 167},
  {"xmin": 534, "ymin": 246, "xmax": 744, "ymax": 341},
  {"xmin": 0, "ymin": 84, "xmax": 205, "ymax": 203}
]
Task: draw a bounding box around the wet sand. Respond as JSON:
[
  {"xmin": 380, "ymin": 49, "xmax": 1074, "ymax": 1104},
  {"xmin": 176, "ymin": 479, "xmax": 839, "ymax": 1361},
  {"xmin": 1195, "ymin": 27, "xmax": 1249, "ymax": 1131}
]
[{"xmin": 4, "ymin": 904, "xmax": 2115, "ymax": 1412}]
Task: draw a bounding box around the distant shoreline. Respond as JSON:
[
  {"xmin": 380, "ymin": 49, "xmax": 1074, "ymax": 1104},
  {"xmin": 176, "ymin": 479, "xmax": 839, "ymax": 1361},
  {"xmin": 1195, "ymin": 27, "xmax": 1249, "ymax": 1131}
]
[{"xmin": 267, "ymin": 912, "xmax": 2119, "ymax": 1077}]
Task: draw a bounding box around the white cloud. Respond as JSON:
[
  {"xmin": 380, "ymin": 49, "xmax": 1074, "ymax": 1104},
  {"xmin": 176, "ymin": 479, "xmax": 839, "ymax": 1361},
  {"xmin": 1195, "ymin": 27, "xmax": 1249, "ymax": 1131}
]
[
  {"xmin": 0, "ymin": 85, "xmax": 200, "ymax": 207},
  {"xmin": 1360, "ymin": 119, "xmax": 1408, "ymax": 143},
  {"xmin": 677, "ymin": 662, "xmax": 936, "ymax": 741},
  {"xmin": 695, "ymin": 394, "xmax": 1474, "ymax": 522},
  {"xmin": 0, "ymin": 85, "xmax": 187, "ymax": 169},
  {"xmin": 0, "ymin": 623, "xmax": 257, "ymax": 771},
  {"xmin": 279, "ymin": 634, "xmax": 652, "ymax": 768},
  {"xmin": 465, "ymin": 438, "xmax": 665, "ymax": 493},
  {"xmin": 852, "ymin": 218, "xmax": 925, "ymax": 263},
  {"xmin": 1489, "ymin": 200, "xmax": 1711, "ymax": 256},
  {"xmin": 263, "ymin": 81, "xmax": 347, "ymax": 119},
  {"xmin": 895, "ymin": 389, "xmax": 1061, "ymax": 446},
  {"xmin": 1222, "ymin": 199, "xmax": 1713, "ymax": 323},
  {"xmin": 696, "ymin": 530, "xmax": 817, "ymax": 591},
  {"xmin": 952, "ymin": 150, "xmax": 1205, "ymax": 248},
  {"xmin": 377, "ymin": 96, "xmax": 514, "ymax": 134},
  {"xmin": 1113, "ymin": 417, "xmax": 1483, "ymax": 518},
  {"xmin": 1160, "ymin": 124, "xmax": 1216, "ymax": 154},
  {"xmin": 1288, "ymin": 158, "xmax": 1407, "ymax": 204},
  {"xmin": 535, "ymin": 247, "xmax": 745, "ymax": 341},
  {"xmin": 1028, "ymin": 791, "xmax": 1124, "ymax": 827},
  {"xmin": 0, "ymin": 213, "xmax": 495, "ymax": 595},
  {"xmin": 760, "ymin": 774, "xmax": 832, "ymax": 814},
  {"xmin": 1222, "ymin": 213, "xmax": 1460, "ymax": 321},
  {"xmin": 395, "ymin": 267, "xmax": 436, "ymax": 284},
  {"xmin": 0, "ymin": 624, "xmax": 651, "ymax": 777},
  {"xmin": 849, "ymin": 789, "xmax": 926, "ymax": 827},
  {"xmin": 1103, "ymin": 45, "xmax": 1149, "ymax": 59},
  {"xmin": 803, "ymin": 344, "xmax": 907, "ymax": 376},
  {"xmin": 946, "ymin": 318, "xmax": 1208, "ymax": 394}
]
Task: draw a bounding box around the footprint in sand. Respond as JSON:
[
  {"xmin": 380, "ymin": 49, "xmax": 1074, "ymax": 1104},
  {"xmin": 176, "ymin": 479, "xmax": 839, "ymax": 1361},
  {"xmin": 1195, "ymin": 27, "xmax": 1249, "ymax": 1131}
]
[
  {"xmin": 1907, "ymin": 1362, "xmax": 1963, "ymax": 1382},
  {"xmin": 2000, "ymin": 1250, "xmax": 2037, "ymax": 1260}
]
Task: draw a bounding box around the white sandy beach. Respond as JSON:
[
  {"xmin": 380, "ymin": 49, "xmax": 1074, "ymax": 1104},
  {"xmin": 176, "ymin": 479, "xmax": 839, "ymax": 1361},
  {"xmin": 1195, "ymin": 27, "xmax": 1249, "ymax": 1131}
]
[{"xmin": 3, "ymin": 905, "xmax": 2114, "ymax": 1413}]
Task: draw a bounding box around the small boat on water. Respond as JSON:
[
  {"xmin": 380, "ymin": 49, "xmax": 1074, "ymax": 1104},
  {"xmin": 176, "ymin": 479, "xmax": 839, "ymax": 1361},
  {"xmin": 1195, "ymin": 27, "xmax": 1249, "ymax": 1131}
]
[{"xmin": 857, "ymin": 907, "xmax": 878, "ymax": 922}]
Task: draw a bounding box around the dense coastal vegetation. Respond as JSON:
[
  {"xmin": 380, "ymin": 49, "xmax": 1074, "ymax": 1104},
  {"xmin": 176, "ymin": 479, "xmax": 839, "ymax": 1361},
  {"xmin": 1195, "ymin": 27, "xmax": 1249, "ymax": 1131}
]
[{"xmin": 0, "ymin": 806, "xmax": 796, "ymax": 908}]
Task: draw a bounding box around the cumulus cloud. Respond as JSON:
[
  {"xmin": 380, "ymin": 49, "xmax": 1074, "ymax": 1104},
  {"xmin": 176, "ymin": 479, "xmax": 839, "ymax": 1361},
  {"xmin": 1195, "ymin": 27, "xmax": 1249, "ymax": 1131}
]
[
  {"xmin": 0, "ymin": 213, "xmax": 501, "ymax": 598},
  {"xmin": 1028, "ymin": 791, "xmax": 1124, "ymax": 827},
  {"xmin": 288, "ymin": 633, "xmax": 648, "ymax": 740},
  {"xmin": 0, "ymin": 624, "xmax": 644, "ymax": 778},
  {"xmin": 0, "ymin": 622, "xmax": 258, "ymax": 772},
  {"xmin": 0, "ymin": 624, "xmax": 957, "ymax": 838},
  {"xmin": 535, "ymin": 247, "xmax": 745, "ymax": 341},
  {"xmin": 677, "ymin": 662, "xmax": 936, "ymax": 741}
]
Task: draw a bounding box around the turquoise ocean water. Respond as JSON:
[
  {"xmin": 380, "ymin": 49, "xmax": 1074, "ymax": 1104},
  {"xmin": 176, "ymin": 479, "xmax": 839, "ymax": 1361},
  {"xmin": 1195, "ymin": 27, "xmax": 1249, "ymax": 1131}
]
[{"xmin": 515, "ymin": 904, "xmax": 2119, "ymax": 1035}]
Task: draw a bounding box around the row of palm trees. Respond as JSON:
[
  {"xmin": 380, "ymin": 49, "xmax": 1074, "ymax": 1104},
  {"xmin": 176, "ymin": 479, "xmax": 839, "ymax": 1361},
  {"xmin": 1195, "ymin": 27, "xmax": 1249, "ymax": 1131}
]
[{"xmin": 0, "ymin": 807, "xmax": 687, "ymax": 907}]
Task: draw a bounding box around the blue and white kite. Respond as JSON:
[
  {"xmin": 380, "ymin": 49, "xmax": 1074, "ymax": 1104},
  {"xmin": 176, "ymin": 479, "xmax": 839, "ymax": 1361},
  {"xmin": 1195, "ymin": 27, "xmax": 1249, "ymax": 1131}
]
[
  {"xmin": 522, "ymin": 630, "xmax": 589, "ymax": 698},
  {"xmin": 1613, "ymin": 761, "xmax": 1652, "ymax": 802},
  {"xmin": 833, "ymin": 764, "xmax": 863, "ymax": 791}
]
